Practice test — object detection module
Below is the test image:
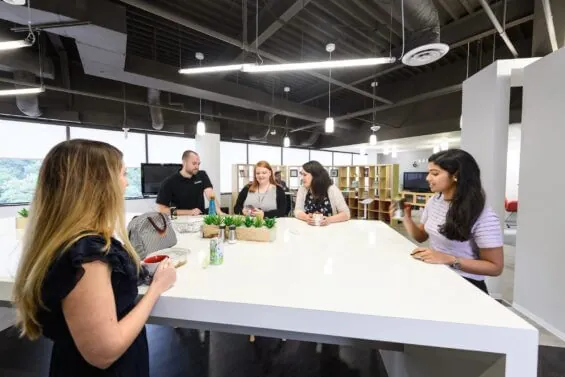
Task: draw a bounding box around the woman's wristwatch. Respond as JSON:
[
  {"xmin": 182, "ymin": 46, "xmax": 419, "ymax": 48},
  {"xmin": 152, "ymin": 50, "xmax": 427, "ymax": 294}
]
[{"xmin": 450, "ymin": 257, "xmax": 462, "ymax": 270}]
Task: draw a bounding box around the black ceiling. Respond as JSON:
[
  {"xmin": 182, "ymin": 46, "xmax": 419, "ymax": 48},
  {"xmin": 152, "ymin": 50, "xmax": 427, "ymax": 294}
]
[{"xmin": 0, "ymin": 0, "xmax": 542, "ymax": 147}]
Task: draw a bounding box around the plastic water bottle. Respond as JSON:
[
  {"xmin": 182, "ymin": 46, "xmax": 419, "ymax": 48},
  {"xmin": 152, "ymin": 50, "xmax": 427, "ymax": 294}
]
[{"xmin": 208, "ymin": 196, "xmax": 217, "ymax": 216}]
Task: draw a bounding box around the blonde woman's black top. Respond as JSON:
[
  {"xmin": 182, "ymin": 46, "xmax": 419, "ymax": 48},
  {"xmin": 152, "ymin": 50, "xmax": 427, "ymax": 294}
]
[{"xmin": 38, "ymin": 235, "xmax": 148, "ymax": 377}]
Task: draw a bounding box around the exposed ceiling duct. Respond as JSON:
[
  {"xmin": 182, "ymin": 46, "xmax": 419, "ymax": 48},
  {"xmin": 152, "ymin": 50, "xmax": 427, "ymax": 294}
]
[
  {"xmin": 12, "ymin": 70, "xmax": 42, "ymax": 117},
  {"xmin": 248, "ymin": 113, "xmax": 273, "ymax": 141},
  {"xmin": 300, "ymin": 130, "xmax": 321, "ymax": 147},
  {"xmin": 147, "ymin": 88, "xmax": 164, "ymax": 130},
  {"xmin": 399, "ymin": 0, "xmax": 450, "ymax": 67}
]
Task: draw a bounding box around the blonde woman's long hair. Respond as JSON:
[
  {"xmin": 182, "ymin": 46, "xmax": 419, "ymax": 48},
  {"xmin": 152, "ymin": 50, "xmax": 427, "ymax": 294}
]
[{"xmin": 12, "ymin": 139, "xmax": 140, "ymax": 340}]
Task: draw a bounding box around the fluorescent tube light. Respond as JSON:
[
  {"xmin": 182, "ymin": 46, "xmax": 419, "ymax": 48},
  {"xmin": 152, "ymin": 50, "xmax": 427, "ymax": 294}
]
[
  {"xmin": 0, "ymin": 39, "xmax": 32, "ymax": 51},
  {"xmin": 179, "ymin": 64, "xmax": 246, "ymax": 75},
  {"xmin": 0, "ymin": 87, "xmax": 44, "ymax": 96},
  {"xmin": 242, "ymin": 57, "xmax": 396, "ymax": 73}
]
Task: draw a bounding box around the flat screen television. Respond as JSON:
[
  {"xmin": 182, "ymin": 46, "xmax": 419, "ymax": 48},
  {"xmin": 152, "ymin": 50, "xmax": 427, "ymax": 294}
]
[
  {"xmin": 141, "ymin": 163, "xmax": 182, "ymax": 196},
  {"xmin": 403, "ymin": 172, "xmax": 430, "ymax": 193}
]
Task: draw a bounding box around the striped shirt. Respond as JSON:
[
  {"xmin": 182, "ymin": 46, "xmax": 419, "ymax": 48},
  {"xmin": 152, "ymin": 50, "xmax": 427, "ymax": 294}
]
[{"xmin": 421, "ymin": 194, "xmax": 503, "ymax": 280}]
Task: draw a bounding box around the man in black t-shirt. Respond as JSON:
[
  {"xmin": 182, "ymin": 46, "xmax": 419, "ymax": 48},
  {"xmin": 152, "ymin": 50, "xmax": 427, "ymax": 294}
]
[{"xmin": 156, "ymin": 150, "xmax": 223, "ymax": 216}]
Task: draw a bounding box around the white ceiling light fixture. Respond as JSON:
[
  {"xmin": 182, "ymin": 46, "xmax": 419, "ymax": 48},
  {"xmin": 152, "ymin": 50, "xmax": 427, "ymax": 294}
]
[
  {"xmin": 325, "ymin": 43, "xmax": 335, "ymax": 133},
  {"xmin": 369, "ymin": 82, "xmax": 380, "ymax": 145},
  {"xmin": 369, "ymin": 125, "xmax": 380, "ymax": 146},
  {"xmin": 0, "ymin": 86, "xmax": 44, "ymax": 96},
  {"xmin": 0, "ymin": 1, "xmax": 35, "ymax": 51},
  {"xmin": 283, "ymin": 135, "xmax": 290, "ymax": 148},
  {"xmin": 179, "ymin": 63, "xmax": 246, "ymax": 75},
  {"xmin": 195, "ymin": 52, "xmax": 206, "ymax": 136},
  {"xmin": 242, "ymin": 57, "xmax": 396, "ymax": 73}
]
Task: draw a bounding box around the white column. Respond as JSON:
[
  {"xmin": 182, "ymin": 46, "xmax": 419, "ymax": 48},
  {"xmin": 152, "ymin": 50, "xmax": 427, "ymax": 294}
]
[
  {"xmin": 460, "ymin": 59, "xmax": 537, "ymax": 298},
  {"xmin": 513, "ymin": 48, "xmax": 565, "ymax": 341},
  {"xmin": 195, "ymin": 121, "xmax": 220, "ymax": 207}
]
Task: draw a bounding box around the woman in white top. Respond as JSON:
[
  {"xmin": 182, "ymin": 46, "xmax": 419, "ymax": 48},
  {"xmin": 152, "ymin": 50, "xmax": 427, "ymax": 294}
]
[{"xmin": 294, "ymin": 160, "xmax": 350, "ymax": 226}]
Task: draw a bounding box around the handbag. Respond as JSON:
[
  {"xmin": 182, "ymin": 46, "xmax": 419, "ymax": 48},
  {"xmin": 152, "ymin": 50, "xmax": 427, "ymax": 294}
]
[{"xmin": 127, "ymin": 212, "xmax": 177, "ymax": 259}]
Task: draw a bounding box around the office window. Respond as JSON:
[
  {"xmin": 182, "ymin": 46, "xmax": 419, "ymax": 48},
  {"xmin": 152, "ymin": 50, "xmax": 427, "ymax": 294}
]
[
  {"xmin": 70, "ymin": 127, "xmax": 146, "ymax": 198},
  {"xmin": 147, "ymin": 134, "xmax": 195, "ymax": 164},
  {"xmin": 353, "ymin": 153, "xmax": 368, "ymax": 165},
  {"xmin": 248, "ymin": 144, "xmax": 281, "ymax": 165},
  {"xmin": 0, "ymin": 120, "xmax": 67, "ymax": 204},
  {"xmin": 220, "ymin": 142, "xmax": 247, "ymax": 193},
  {"xmin": 282, "ymin": 147, "xmax": 309, "ymax": 166},
  {"xmin": 310, "ymin": 150, "xmax": 333, "ymax": 166},
  {"xmin": 333, "ymin": 152, "xmax": 352, "ymax": 166}
]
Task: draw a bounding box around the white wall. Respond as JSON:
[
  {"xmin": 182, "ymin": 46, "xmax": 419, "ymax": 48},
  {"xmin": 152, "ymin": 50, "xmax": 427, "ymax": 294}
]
[
  {"xmin": 506, "ymin": 124, "xmax": 521, "ymax": 201},
  {"xmin": 379, "ymin": 149, "xmax": 433, "ymax": 189},
  {"xmin": 513, "ymin": 48, "xmax": 565, "ymax": 340}
]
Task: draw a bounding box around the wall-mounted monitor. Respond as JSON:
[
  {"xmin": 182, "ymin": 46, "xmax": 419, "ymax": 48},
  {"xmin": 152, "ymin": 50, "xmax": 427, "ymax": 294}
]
[{"xmin": 141, "ymin": 163, "xmax": 182, "ymax": 197}]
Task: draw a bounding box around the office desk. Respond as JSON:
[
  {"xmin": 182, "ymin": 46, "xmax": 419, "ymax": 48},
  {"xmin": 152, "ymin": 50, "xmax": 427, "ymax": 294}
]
[{"xmin": 0, "ymin": 217, "xmax": 537, "ymax": 376}]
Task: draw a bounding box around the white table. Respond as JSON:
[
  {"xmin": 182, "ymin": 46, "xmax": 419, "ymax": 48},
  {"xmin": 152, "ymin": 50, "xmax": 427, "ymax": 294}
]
[{"xmin": 0, "ymin": 217, "xmax": 538, "ymax": 377}]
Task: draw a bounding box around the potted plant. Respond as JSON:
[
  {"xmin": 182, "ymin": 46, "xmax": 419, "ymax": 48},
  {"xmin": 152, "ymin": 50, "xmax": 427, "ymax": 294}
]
[
  {"xmin": 235, "ymin": 216, "xmax": 277, "ymax": 242},
  {"xmin": 201, "ymin": 214, "xmax": 222, "ymax": 238},
  {"xmin": 16, "ymin": 208, "xmax": 29, "ymax": 230}
]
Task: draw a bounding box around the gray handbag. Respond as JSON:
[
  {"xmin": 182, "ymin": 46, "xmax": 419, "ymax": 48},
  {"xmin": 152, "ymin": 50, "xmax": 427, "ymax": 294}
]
[{"xmin": 127, "ymin": 212, "xmax": 177, "ymax": 259}]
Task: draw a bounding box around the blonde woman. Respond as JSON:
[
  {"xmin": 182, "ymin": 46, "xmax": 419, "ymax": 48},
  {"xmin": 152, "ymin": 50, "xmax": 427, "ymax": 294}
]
[{"xmin": 12, "ymin": 139, "xmax": 176, "ymax": 376}]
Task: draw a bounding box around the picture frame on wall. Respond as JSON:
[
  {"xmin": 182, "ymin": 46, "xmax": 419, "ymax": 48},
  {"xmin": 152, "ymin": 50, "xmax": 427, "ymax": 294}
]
[
  {"xmin": 330, "ymin": 169, "xmax": 338, "ymax": 177},
  {"xmin": 290, "ymin": 169, "xmax": 298, "ymax": 177}
]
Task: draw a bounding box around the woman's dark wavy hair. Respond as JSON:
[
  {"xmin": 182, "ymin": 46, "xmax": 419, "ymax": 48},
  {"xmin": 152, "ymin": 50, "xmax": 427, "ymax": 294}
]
[
  {"xmin": 428, "ymin": 149, "xmax": 485, "ymax": 242},
  {"xmin": 302, "ymin": 160, "xmax": 332, "ymax": 202}
]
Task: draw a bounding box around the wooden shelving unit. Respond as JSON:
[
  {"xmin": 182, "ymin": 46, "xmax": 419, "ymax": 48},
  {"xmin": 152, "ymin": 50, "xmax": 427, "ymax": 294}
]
[
  {"xmin": 401, "ymin": 191, "xmax": 434, "ymax": 208},
  {"xmin": 337, "ymin": 164, "xmax": 400, "ymax": 223}
]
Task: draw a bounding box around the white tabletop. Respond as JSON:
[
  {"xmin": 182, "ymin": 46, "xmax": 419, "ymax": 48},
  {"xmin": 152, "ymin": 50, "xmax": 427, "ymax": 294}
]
[{"xmin": 0, "ymin": 216, "xmax": 538, "ymax": 376}]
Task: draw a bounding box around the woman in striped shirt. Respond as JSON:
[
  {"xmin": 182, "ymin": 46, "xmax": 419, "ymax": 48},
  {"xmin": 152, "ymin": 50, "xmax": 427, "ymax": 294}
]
[{"xmin": 398, "ymin": 149, "xmax": 504, "ymax": 293}]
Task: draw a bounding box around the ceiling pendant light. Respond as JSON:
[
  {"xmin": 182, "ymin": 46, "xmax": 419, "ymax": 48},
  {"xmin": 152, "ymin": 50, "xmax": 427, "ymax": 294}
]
[
  {"xmin": 325, "ymin": 117, "xmax": 334, "ymax": 133},
  {"xmin": 283, "ymin": 135, "xmax": 290, "ymax": 147},
  {"xmin": 325, "ymin": 43, "xmax": 335, "ymax": 134},
  {"xmin": 195, "ymin": 52, "xmax": 206, "ymax": 136},
  {"xmin": 369, "ymin": 83, "xmax": 380, "ymax": 145}
]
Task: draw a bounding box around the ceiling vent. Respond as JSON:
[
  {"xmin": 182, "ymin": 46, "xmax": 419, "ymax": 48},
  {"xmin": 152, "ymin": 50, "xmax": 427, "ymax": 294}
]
[{"xmin": 400, "ymin": 0, "xmax": 449, "ymax": 66}]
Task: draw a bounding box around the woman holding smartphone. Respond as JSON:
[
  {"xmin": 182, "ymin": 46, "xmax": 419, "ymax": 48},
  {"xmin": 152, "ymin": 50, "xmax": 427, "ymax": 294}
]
[
  {"xmin": 12, "ymin": 139, "xmax": 176, "ymax": 376},
  {"xmin": 395, "ymin": 149, "xmax": 504, "ymax": 293},
  {"xmin": 234, "ymin": 160, "xmax": 287, "ymax": 218}
]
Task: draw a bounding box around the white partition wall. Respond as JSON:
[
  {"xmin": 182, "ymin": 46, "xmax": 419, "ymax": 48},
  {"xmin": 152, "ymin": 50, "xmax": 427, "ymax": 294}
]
[
  {"xmin": 460, "ymin": 59, "xmax": 538, "ymax": 298},
  {"xmin": 195, "ymin": 123, "xmax": 221, "ymax": 206},
  {"xmin": 513, "ymin": 48, "xmax": 565, "ymax": 340}
]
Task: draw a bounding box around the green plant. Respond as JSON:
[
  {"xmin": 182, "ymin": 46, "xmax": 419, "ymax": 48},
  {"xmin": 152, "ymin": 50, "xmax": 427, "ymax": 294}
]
[
  {"xmin": 253, "ymin": 217, "xmax": 264, "ymax": 228},
  {"xmin": 223, "ymin": 216, "xmax": 234, "ymax": 227},
  {"xmin": 233, "ymin": 216, "xmax": 244, "ymax": 227},
  {"xmin": 244, "ymin": 216, "xmax": 254, "ymax": 228},
  {"xmin": 203, "ymin": 215, "xmax": 222, "ymax": 226},
  {"xmin": 264, "ymin": 217, "xmax": 276, "ymax": 229},
  {"xmin": 17, "ymin": 208, "xmax": 29, "ymax": 218}
]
